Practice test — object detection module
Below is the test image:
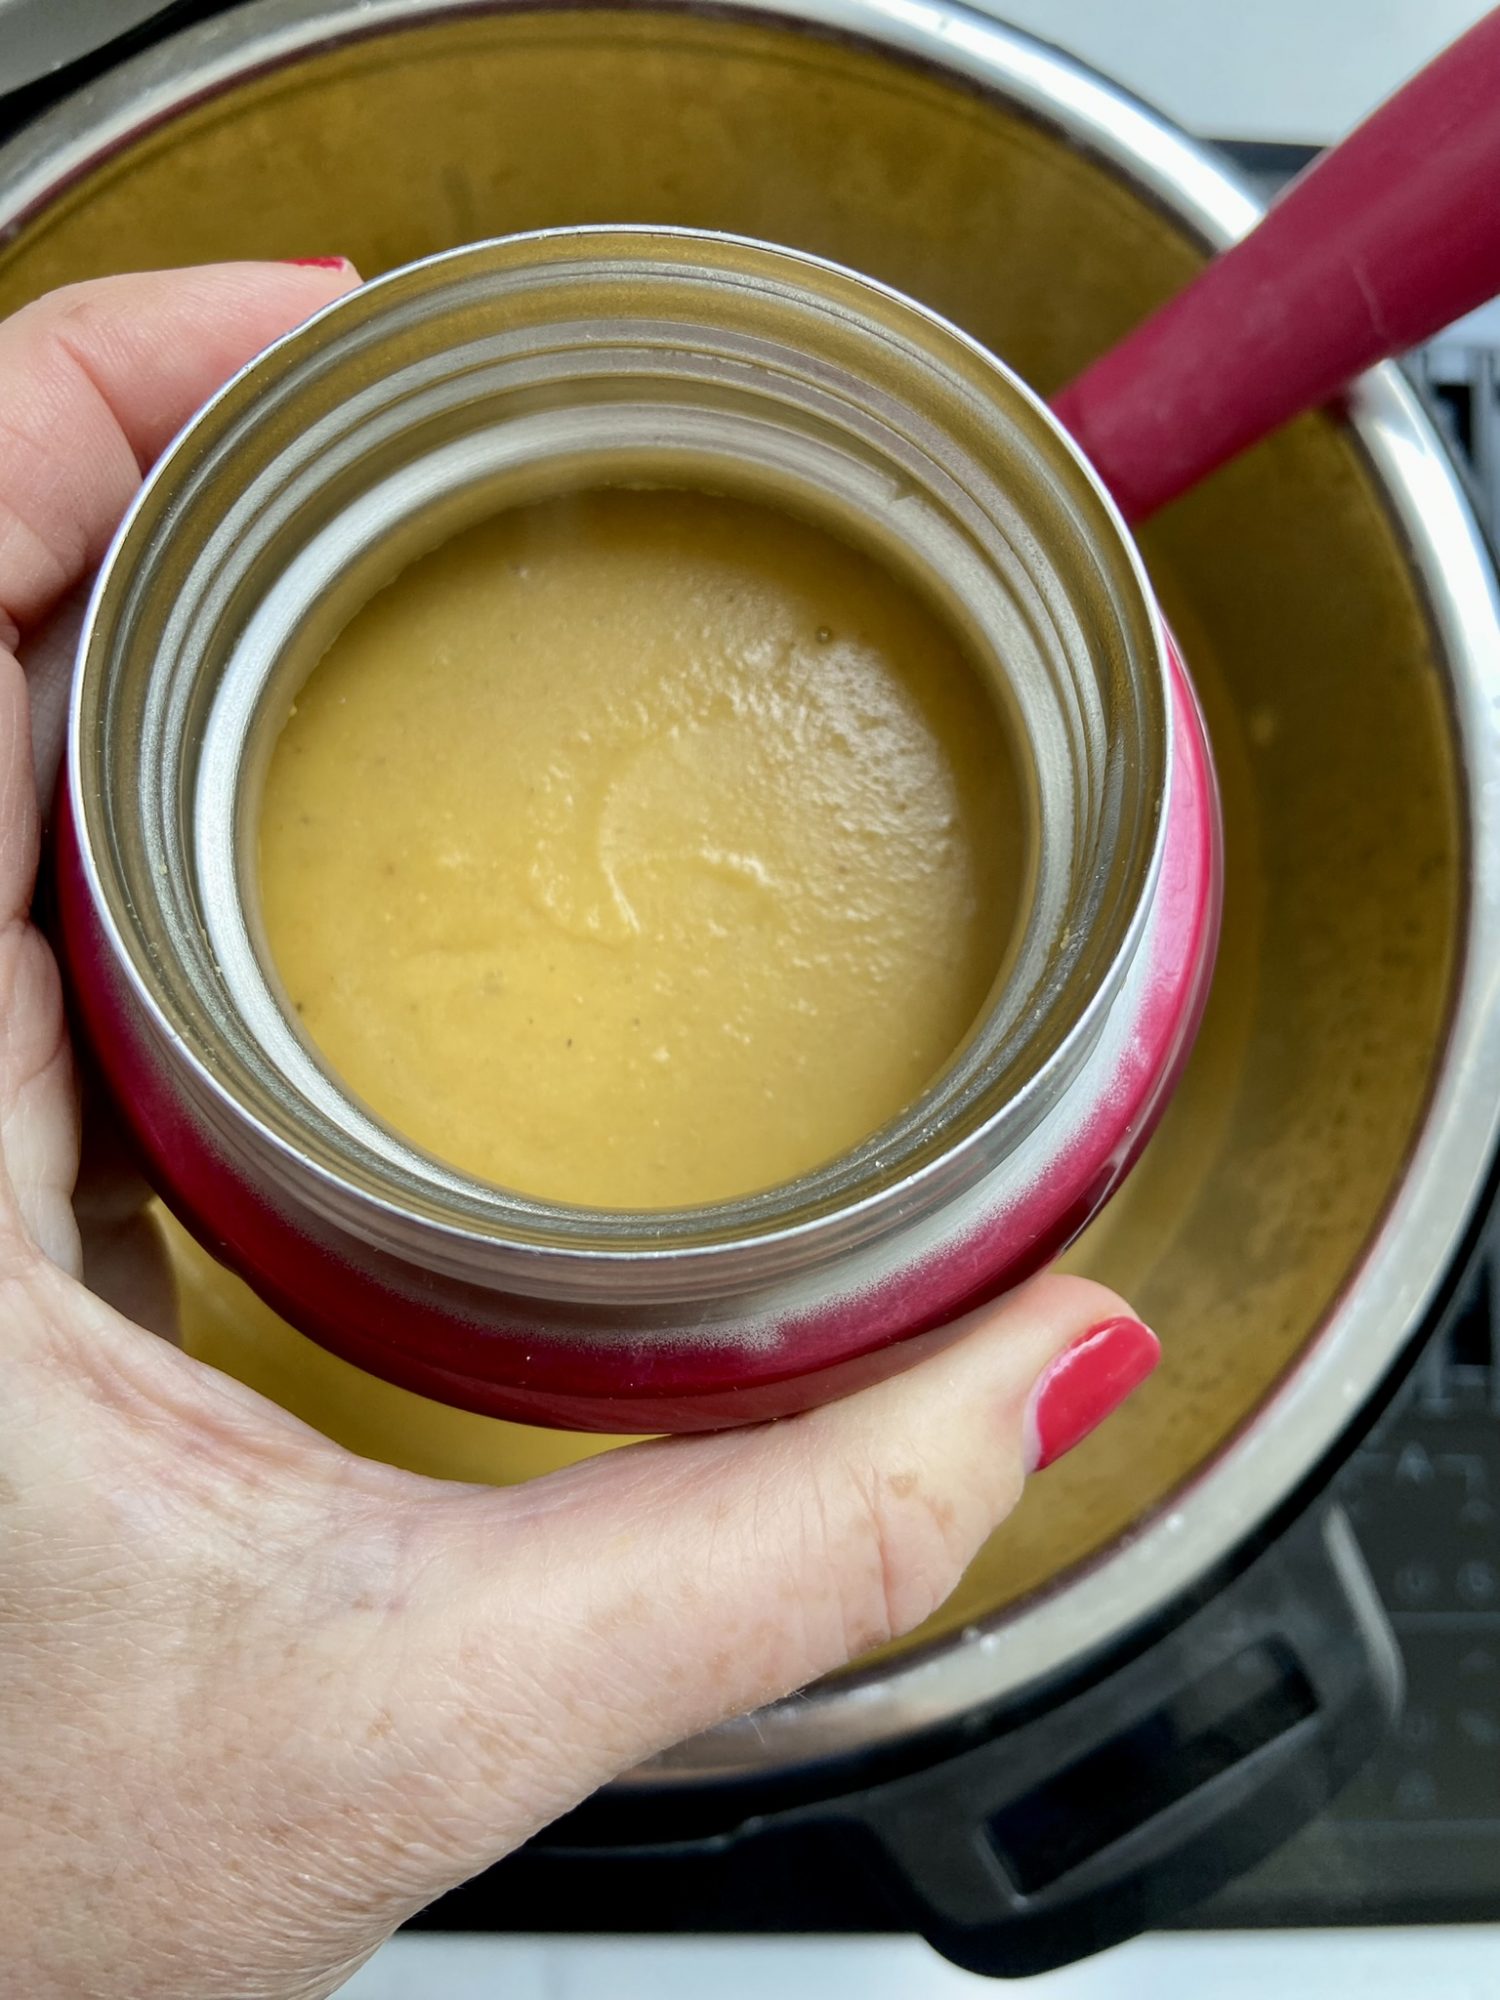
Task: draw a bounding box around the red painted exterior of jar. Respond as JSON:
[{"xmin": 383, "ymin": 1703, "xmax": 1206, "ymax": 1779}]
[
  {"xmin": 58, "ymin": 231, "xmax": 1220, "ymax": 1433},
  {"xmin": 58, "ymin": 636, "xmax": 1218, "ymax": 1432}
]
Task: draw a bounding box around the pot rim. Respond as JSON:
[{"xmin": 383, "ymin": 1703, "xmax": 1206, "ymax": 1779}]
[{"xmin": 1, "ymin": 0, "xmax": 1497, "ymax": 1786}]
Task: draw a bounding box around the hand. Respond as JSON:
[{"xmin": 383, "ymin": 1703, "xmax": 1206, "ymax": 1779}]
[{"xmin": 0, "ymin": 266, "xmax": 1158, "ymax": 2000}]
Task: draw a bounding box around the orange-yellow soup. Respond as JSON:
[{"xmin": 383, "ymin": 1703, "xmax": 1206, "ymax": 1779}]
[{"xmin": 259, "ymin": 488, "xmax": 1023, "ymax": 1208}]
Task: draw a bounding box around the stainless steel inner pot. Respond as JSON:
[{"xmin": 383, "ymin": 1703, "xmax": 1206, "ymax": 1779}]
[{"xmin": 2, "ymin": 0, "xmax": 1498, "ymax": 1797}]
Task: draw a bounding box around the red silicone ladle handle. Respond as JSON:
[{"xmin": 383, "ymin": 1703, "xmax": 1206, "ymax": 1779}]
[{"xmin": 1052, "ymin": 6, "xmax": 1500, "ymax": 523}]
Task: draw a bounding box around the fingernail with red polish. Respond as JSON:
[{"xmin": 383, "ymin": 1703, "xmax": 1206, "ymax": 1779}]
[
  {"xmin": 1024, "ymin": 1318, "xmax": 1160, "ymax": 1473},
  {"xmin": 285, "ymin": 256, "xmax": 353, "ymax": 270}
]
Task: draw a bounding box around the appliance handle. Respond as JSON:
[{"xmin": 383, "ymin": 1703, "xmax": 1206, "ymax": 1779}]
[{"xmin": 844, "ymin": 1503, "xmax": 1400, "ymax": 1977}]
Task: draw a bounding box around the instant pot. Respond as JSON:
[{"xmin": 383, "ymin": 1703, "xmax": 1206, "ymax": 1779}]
[{"xmin": 3, "ymin": 0, "xmax": 1498, "ymax": 1974}]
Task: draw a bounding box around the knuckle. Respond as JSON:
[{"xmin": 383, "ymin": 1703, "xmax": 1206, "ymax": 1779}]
[
  {"xmin": 828, "ymin": 1447, "xmax": 1008, "ymax": 1657},
  {"xmin": 17, "ymin": 282, "xmax": 119, "ymax": 367}
]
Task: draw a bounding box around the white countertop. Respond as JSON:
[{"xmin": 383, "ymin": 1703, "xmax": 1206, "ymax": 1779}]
[
  {"xmin": 345, "ymin": 1926, "xmax": 1500, "ymax": 1996},
  {"xmin": 985, "ymin": 0, "xmax": 1492, "ymax": 141}
]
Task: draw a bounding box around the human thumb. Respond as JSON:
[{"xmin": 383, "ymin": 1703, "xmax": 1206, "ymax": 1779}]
[{"xmin": 381, "ymin": 1273, "xmax": 1158, "ymax": 1873}]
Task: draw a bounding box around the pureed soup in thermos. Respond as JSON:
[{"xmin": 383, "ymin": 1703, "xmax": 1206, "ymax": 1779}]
[
  {"xmin": 61, "ymin": 229, "xmax": 1221, "ymax": 1433},
  {"xmin": 259, "ymin": 487, "xmax": 1026, "ymax": 1210}
]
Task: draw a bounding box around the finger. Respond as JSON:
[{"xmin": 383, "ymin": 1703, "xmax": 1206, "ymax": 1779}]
[
  {"xmin": 0, "ymin": 262, "xmax": 358, "ymax": 1269},
  {"xmin": 0, "ymin": 261, "xmax": 359, "ymax": 652},
  {"xmin": 19, "ymin": 586, "xmax": 86, "ymax": 809},
  {"xmin": 399, "ymin": 1274, "xmax": 1158, "ymax": 1854},
  {"xmin": 0, "ymin": 262, "xmax": 362, "ymax": 937},
  {"xmin": 0, "ymin": 650, "xmax": 76, "ymax": 1270}
]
